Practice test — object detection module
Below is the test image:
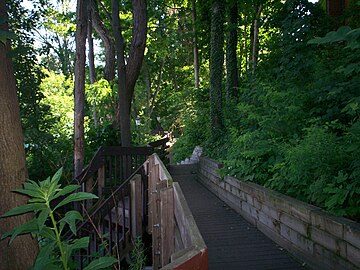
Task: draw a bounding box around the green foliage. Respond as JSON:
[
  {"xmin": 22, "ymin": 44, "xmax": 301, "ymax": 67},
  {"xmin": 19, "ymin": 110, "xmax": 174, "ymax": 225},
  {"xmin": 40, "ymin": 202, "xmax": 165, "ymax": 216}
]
[
  {"xmin": 129, "ymin": 237, "xmax": 147, "ymax": 270},
  {"xmin": 1, "ymin": 169, "xmax": 116, "ymax": 270},
  {"xmin": 174, "ymin": 1, "xmax": 360, "ymax": 219},
  {"xmin": 171, "ymin": 89, "xmax": 210, "ymax": 163}
]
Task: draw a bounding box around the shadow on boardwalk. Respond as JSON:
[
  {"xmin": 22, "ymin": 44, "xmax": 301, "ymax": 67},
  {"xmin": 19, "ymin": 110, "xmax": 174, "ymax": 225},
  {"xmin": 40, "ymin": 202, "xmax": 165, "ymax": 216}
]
[{"xmin": 170, "ymin": 165, "xmax": 307, "ymax": 270}]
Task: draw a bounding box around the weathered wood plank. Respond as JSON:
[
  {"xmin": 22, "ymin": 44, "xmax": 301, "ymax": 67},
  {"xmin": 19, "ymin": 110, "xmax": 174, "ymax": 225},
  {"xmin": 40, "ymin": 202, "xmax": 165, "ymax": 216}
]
[
  {"xmin": 160, "ymin": 186, "xmax": 175, "ymax": 266},
  {"xmin": 131, "ymin": 174, "xmax": 142, "ymax": 240}
]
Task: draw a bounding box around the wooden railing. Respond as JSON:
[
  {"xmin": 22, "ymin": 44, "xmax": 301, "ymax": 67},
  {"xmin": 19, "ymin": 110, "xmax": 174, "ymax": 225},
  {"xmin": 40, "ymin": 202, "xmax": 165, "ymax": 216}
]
[
  {"xmin": 72, "ymin": 165, "xmax": 148, "ymax": 268},
  {"xmin": 58, "ymin": 138, "xmax": 206, "ymax": 269},
  {"xmin": 147, "ymin": 154, "xmax": 208, "ymax": 270},
  {"xmin": 76, "ymin": 146, "xmax": 153, "ymax": 197}
]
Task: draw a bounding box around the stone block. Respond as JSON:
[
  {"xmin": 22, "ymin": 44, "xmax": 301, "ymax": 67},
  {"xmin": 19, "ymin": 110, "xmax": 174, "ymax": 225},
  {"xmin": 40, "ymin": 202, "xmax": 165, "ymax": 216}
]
[
  {"xmin": 260, "ymin": 203, "xmax": 280, "ymax": 220},
  {"xmin": 310, "ymin": 226, "xmax": 346, "ymax": 258},
  {"xmin": 265, "ymin": 192, "xmax": 319, "ymax": 223},
  {"xmin": 229, "ymin": 186, "xmax": 240, "ymax": 198},
  {"xmin": 345, "ymin": 221, "xmax": 360, "ymax": 249},
  {"xmin": 280, "ymin": 224, "xmax": 314, "ymax": 254},
  {"xmin": 253, "ymin": 197, "xmax": 263, "ymax": 210},
  {"xmin": 313, "ymin": 244, "xmax": 357, "ymax": 270},
  {"xmin": 280, "ymin": 212, "xmax": 309, "ymax": 237},
  {"xmin": 257, "ymin": 211, "xmax": 280, "ymax": 234},
  {"xmin": 245, "ymin": 193, "xmax": 254, "ymax": 206},
  {"xmin": 224, "ymin": 175, "xmax": 241, "ymax": 189},
  {"xmin": 238, "ymin": 191, "xmax": 247, "ymax": 202},
  {"xmin": 347, "ymin": 242, "xmax": 360, "ymax": 268},
  {"xmin": 310, "ymin": 210, "xmax": 346, "ymax": 239}
]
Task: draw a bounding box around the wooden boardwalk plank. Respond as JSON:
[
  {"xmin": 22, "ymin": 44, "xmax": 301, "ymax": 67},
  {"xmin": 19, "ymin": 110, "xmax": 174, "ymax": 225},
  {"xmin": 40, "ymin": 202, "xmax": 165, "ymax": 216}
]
[{"xmin": 171, "ymin": 169, "xmax": 306, "ymax": 270}]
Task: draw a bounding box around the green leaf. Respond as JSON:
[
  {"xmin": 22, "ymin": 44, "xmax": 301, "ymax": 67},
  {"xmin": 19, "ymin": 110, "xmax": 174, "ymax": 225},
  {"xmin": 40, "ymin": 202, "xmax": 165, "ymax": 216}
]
[
  {"xmin": 59, "ymin": 210, "xmax": 83, "ymax": 235},
  {"xmin": 1, "ymin": 219, "xmax": 38, "ymax": 244},
  {"xmin": 54, "ymin": 192, "xmax": 98, "ymax": 210},
  {"xmin": 83, "ymin": 257, "xmax": 118, "ymax": 270},
  {"xmin": 62, "ymin": 237, "xmax": 90, "ymax": 264},
  {"xmin": 37, "ymin": 209, "xmax": 50, "ymax": 231},
  {"xmin": 51, "ymin": 185, "xmax": 80, "ymax": 202},
  {"xmin": 69, "ymin": 237, "xmax": 89, "ymax": 250},
  {"xmin": 39, "ymin": 227, "xmax": 57, "ymax": 242},
  {"xmin": 30, "ymin": 242, "xmax": 59, "ymax": 270},
  {"xmin": 51, "ymin": 168, "xmax": 63, "ymax": 183},
  {"xmin": 1, "ymin": 203, "xmax": 46, "ymax": 218},
  {"xmin": 14, "ymin": 188, "xmax": 43, "ymax": 199}
]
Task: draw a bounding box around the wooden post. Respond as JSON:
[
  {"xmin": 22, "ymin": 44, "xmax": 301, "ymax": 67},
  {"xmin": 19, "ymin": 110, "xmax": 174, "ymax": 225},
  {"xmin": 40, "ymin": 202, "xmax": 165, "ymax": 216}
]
[
  {"xmin": 131, "ymin": 174, "xmax": 142, "ymax": 240},
  {"xmin": 152, "ymin": 180, "xmax": 168, "ymax": 269},
  {"xmin": 148, "ymin": 161, "xmax": 159, "ymax": 233},
  {"xmin": 98, "ymin": 164, "xmax": 105, "ymax": 197},
  {"xmin": 160, "ymin": 186, "xmax": 174, "ymax": 267}
]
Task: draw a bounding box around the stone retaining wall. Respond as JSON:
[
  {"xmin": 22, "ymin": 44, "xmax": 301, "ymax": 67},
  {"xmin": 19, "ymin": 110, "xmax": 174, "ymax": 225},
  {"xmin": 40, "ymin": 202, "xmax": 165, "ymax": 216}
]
[{"xmin": 198, "ymin": 157, "xmax": 360, "ymax": 270}]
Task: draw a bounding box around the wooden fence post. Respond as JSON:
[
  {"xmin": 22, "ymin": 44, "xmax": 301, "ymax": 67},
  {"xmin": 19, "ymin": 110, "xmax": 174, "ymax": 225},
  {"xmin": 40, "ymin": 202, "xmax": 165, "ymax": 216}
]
[
  {"xmin": 148, "ymin": 160, "xmax": 158, "ymax": 234},
  {"xmin": 160, "ymin": 186, "xmax": 175, "ymax": 267},
  {"xmin": 131, "ymin": 174, "xmax": 142, "ymax": 240}
]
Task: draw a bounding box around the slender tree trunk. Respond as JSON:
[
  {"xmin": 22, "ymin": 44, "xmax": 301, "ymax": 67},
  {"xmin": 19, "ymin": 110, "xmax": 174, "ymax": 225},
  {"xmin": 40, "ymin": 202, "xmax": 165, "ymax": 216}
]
[
  {"xmin": 112, "ymin": 0, "xmax": 130, "ymax": 146},
  {"xmin": 87, "ymin": 3, "xmax": 98, "ymax": 125},
  {"xmin": 244, "ymin": 15, "xmax": 248, "ymax": 73},
  {"xmin": 88, "ymin": 7, "xmax": 96, "ymax": 84},
  {"xmin": 192, "ymin": 0, "xmax": 199, "ymax": 89},
  {"xmin": 0, "ymin": 3, "xmax": 38, "ymax": 268},
  {"xmin": 143, "ymin": 62, "xmax": 151, "ymax": 116},
  {"xmin": 226, "ymin": 0, "xmax": 239, "ymax": 99},
  {"xmin": 149, "ymin": 57, "xmax": 165, "ymax": 117},
  {"xmin": 210, "ymin": 0, "xmax": 225, "ymax": 137},
  {"xmin": 74, "ymin": 0, "xmax": 88, "ymax": 177},
  {"xmin": 91, "ymin": 0, "xmax": 116, "ymax": 82},
  {"xmin": 251, "ymin": 4, "xmax": 262, "ymax": 75}
]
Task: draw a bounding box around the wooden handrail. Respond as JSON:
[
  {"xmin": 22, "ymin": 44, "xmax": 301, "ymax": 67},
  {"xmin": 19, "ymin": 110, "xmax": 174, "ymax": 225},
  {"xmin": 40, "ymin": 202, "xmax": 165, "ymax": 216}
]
[
  {"xmin": 148, "ymin": 154, "xmax": 208, "ymax": 270},
  {"xmin": 58, "ymin": 138, "xmax": 186, "ymax": 269}
]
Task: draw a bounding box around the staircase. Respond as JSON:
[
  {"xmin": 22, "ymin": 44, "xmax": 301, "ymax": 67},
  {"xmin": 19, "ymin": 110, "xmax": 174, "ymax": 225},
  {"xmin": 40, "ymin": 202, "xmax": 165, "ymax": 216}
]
[{"xmin": 57, "ymin": 139, "xmax": 169, "ymax": 269}]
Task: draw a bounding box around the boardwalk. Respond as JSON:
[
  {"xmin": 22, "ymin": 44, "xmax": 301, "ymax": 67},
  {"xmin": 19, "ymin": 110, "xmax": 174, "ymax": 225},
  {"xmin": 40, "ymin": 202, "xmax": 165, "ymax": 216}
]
[{"xmin": 169, "ymin": 165, "xmax": 306, "ymax": 270}]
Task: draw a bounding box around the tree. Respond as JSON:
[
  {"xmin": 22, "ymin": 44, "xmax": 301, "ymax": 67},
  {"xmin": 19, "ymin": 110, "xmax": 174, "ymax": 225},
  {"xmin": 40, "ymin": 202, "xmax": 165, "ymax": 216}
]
[
  {"xmin": 210, "ymin": 0, "xmax": 225, "ymax": 138},
  {"xmin": 226, "ymin": 0, "xmax": 239, "ymax": 99},
  {"xmin": 90, "ymin": 0, "xmax": 116, "ymax": 82},
  {"xmin": 74, "ymin": 0, "xmax": 88, "ymax": 177},
  {"xmin": 112, "ymin": 0, "xmax": 147, "ymax": 146},
  {"xmin": 0, "ymin": 1, "xmax": 38, "ymax": 268},
  {"xmin": 192, "ymin": 0, "xmax": 200, "ymax": 89}
]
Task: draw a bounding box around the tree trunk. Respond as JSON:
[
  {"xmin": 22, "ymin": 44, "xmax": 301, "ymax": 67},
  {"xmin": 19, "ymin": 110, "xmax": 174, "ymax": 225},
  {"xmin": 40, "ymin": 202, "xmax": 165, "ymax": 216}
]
[
  {"xmin": 210, "ymin": 0, "xmax": 225, "ymax": 138},
  {"xmin": 125, "ymin": 0, "xmax": 147, "ymax": 106},
  {"xmin": 74, "ymin": 0, "xmax": 88, "ymax": 177},
  {"xmin": 243, "ymin": 15, "xmax": 248, "ymax": 73},
  {"xmin": 251, "ymin": 4, "xmax": 262, "ymax": 75},
  {"xmin": 88, "ymin": 6, "xmax": 96, "ymax": 84},
  {"xmin": 112, "ymin": 0, "xmax": 130, "ymax": 146},
  {"xmin": 91, "ymin": 0, "xmax": 116, "ymax": 82},
  {"xmin": 112, "ymin": 0, "xmax": 147, "ymax": 146},
  {"xmin": 226, "ymin": 0, "xmax": 239, "ymax": 99},
  {"xmin": 0, "ymin": 3, "xmax": 38, "ymax": 268},
  {"xmin": 192, "ymin": 0, "xmax": 199, "ymax": 89}
]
